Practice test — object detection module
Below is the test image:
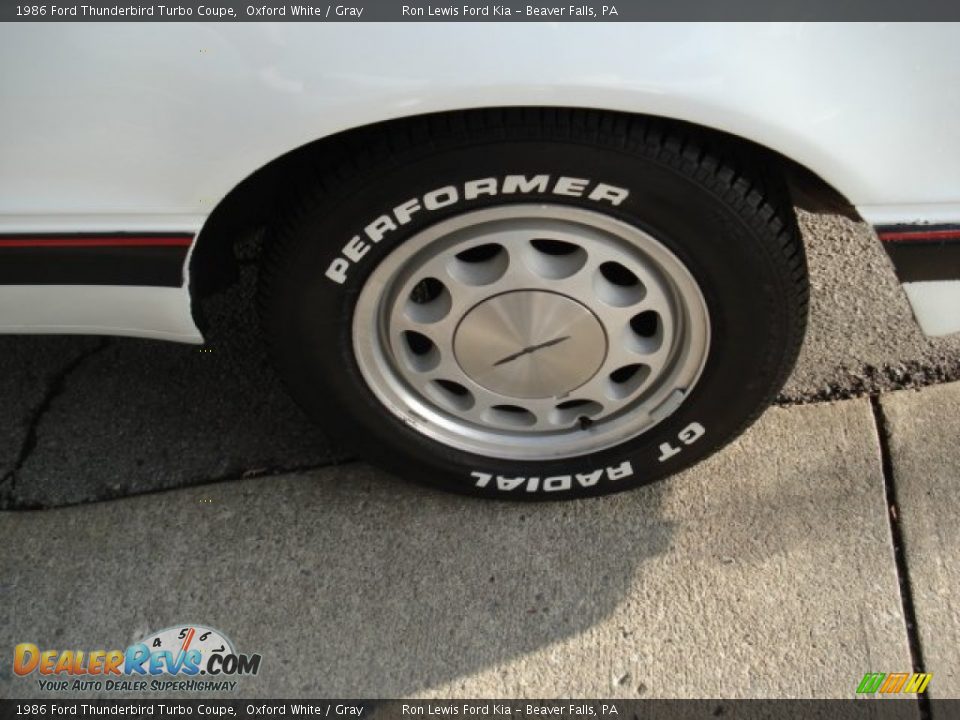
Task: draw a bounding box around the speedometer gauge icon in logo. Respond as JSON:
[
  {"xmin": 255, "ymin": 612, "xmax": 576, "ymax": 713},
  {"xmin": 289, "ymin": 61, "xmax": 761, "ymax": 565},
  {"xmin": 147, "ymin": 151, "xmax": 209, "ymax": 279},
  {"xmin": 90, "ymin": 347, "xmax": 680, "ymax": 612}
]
[
  {"xmin": 132, "ymin": 624, "xmax": 262, "ymax": 678},
  {"xmin": 141, "ymin": 625, "xmax": 235, "ymax": 666}
]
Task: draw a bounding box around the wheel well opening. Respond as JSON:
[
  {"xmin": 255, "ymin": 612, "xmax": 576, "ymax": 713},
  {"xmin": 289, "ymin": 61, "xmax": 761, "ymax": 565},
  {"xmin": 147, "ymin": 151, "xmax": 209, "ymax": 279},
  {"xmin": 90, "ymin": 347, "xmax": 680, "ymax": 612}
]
[{"xmin": 189, "ymin": 107, "xmax": 856, "ymax": 299}]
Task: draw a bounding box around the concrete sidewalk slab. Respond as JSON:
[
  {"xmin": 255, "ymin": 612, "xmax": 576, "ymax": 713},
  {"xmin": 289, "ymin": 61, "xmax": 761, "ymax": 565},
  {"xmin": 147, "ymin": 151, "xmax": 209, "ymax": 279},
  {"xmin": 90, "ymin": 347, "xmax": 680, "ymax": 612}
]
[
  {"xmin": 0, "ymin": 399, "xmax": 911, "ymax": 699},
  {"xmin": 881, "ymin": 380, "xmax": 960, "ymax": 701}
]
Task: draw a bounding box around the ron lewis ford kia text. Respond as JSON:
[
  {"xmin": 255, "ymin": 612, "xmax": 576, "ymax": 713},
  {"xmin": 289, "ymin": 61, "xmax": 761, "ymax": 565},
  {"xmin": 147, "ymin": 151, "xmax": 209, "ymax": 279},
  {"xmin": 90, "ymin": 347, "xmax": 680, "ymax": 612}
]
[{"xmin": 1, "ymin": 23, "xmax": 958, "ymax": 500}]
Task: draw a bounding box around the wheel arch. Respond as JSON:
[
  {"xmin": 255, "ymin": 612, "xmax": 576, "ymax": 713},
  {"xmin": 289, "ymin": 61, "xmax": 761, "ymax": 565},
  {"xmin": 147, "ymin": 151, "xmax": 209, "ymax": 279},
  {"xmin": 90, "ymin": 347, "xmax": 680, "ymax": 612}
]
[{"xmin": 189, "ymin": 107, "xmax": 854, "ymax": 298}]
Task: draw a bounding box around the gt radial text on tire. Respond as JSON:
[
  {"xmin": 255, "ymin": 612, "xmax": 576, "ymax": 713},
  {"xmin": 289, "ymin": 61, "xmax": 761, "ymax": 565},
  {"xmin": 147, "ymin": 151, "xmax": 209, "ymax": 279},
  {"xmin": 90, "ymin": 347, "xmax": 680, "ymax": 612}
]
[{"xmin": 259, "ymin": 110, "xmax": 808, "ymax": 500}]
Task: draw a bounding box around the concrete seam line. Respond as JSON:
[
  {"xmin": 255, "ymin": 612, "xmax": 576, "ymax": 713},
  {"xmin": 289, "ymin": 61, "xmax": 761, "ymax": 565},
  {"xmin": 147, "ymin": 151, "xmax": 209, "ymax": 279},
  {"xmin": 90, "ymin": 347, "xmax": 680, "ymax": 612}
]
[
  {"xmin": 870, "ymin": 394, "xmax": 931, "ymax": 717},
  {"xmin": 1, "ymin": 456, "xmax": 363, "ymax": 513}
]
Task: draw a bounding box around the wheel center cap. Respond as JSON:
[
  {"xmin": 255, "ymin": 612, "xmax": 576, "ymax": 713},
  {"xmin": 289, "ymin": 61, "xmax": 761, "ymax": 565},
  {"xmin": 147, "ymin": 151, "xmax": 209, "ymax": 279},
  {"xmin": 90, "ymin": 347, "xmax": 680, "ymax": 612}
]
[{"xmin": 454, "ymin": 291, "xmax": 607, "ymax": 399}]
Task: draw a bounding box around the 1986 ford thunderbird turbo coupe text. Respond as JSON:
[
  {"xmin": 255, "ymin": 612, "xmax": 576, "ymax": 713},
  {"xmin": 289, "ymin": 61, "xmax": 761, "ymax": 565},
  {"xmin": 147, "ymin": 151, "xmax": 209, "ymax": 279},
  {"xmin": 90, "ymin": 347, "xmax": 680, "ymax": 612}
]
[{"xmin": 1, "ymin": 23, "xmax": 958, "ymax": 499}]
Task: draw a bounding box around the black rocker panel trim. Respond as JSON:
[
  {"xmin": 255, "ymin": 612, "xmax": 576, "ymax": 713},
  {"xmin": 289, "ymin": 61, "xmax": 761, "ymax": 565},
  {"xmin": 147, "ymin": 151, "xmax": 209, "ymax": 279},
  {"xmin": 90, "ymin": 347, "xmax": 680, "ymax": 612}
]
[
  {"xmin": 876, "ymin": 224, "xmax": 960, "ymax": 284},
  {"xmin": 0, "ymin": 234, "xmax": 193, "ymax": 287}
]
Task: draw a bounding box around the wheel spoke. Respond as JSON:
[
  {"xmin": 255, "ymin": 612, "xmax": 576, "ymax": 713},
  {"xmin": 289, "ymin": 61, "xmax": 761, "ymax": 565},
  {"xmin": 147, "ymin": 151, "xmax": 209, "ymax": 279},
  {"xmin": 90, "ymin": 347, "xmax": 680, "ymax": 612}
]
[{"xmin": 351, "ymin": 204, "xmax": 710, "ymax": 460}]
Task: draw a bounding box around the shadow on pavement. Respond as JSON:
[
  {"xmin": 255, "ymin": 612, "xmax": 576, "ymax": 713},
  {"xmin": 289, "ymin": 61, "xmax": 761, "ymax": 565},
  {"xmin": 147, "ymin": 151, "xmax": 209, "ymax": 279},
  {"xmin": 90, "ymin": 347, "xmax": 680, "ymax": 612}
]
[
  {"xmin": 0, "ymin": 466, "xmax": 674, "ymax": 697},
  {"xmin": 1, "ymin": 399, "xmax": 910, "ymax": 698},
  {"xmin": 0, "ymin": 267, "xmax": 341, "ymax": 510}
]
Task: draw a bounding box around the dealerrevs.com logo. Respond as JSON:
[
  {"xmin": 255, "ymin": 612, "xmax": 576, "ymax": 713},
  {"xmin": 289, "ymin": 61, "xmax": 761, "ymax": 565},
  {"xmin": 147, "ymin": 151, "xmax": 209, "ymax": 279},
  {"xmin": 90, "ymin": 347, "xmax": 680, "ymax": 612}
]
[{"xmin": 13, "ymin": 625, "xmax": 261, "ymax": 693}]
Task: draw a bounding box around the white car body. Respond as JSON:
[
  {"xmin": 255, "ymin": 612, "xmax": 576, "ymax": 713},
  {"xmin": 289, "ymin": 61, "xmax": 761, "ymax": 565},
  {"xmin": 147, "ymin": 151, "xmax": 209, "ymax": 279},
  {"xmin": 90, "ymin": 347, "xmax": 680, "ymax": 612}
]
[{"xmin": 1, "ymin": 21, "xmax": 959, "ymax": 339}]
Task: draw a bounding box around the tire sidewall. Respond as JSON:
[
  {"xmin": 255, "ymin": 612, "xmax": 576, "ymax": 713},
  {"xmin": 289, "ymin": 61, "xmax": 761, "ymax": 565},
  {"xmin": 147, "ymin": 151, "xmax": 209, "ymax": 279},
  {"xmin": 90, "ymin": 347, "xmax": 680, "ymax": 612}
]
[{"xmin": 265, "ymin": 139, "xmax": 796, "ymax": 499}]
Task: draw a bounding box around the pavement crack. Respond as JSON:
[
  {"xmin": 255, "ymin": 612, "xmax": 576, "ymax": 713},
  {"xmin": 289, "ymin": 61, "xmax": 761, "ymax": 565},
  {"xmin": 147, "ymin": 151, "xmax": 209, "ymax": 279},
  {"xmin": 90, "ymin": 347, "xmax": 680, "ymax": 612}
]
[
  {"xmin": 870, "ymin": 394, "xmax": 931, "ymax": 719},
  {"xmin": 0, "ymin": 337, "xmax": 111, "ymax": 506}
]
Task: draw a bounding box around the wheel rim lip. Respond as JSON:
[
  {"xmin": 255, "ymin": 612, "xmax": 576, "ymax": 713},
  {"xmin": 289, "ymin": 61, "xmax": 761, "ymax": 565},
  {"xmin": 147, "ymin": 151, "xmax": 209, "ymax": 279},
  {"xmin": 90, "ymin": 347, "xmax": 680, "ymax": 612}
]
[{"xmin": 351, "ymin": 204, "xmax": 711, "ymax": 461}]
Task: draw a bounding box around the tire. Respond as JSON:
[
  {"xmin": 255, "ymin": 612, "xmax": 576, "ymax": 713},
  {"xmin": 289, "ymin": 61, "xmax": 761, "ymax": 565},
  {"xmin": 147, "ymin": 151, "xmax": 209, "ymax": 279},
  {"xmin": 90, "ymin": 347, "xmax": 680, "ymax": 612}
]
[{"xmin": 259, "ymin": 109, "xmax": 808, "ymax": 500}]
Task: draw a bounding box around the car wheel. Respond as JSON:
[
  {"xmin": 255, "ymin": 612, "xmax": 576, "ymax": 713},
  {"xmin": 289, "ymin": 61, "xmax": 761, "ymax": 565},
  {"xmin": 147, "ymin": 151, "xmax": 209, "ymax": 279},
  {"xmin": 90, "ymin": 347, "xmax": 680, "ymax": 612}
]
[{"xmin": 259, "ymin": 110, "xmax": 808, "ymax": 499}]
